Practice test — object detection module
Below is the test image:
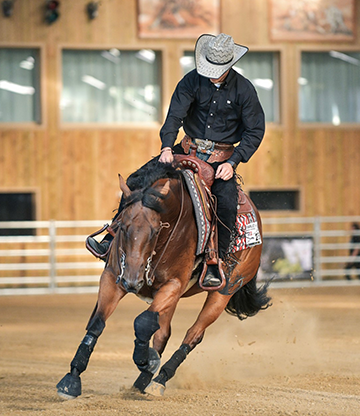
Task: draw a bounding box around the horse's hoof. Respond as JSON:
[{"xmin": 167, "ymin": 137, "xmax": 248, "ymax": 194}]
[
  {"xmin": 56, "ymin": 372, "xmax": 81, "ymax": 400},
  {"xmin": 144, "ymin": 381, "xmax": 166, "ymax": 397},
  {"xmin": 147, "ymin": 347, "xmax": 161, "ymax": 375}
]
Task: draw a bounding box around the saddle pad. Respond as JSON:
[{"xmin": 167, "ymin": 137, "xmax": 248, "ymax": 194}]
[
  {"xmin": 231, "ymin": 210, "xmax": 262, "ymax": 252},
  {"xmin": 181, "ymin": 169, "xmax": 211, "ymax": 255}
]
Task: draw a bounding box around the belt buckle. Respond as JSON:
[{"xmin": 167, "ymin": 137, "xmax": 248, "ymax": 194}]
[{"xmin": 195, "ymin": 139, "xmax": 213, "ymax": 152}]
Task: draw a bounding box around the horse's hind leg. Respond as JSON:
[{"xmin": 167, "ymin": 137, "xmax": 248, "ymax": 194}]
[
  {"xmin": 57, "ymin": 269, "xmax": 126, "ymax": 399},
  {"xmin": 145, "ymin": 291, "xmax": 230, "ymax": 396}
]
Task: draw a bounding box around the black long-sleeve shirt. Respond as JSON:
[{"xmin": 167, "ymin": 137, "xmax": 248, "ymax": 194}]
[{"xmin": 160, "ymin": 68, "xmax": 265, "ymax": 166}]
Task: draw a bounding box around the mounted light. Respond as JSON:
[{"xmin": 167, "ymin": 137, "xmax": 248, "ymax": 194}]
[
  {"xmin": 2, "ymin": 0, "xmax": 14, "ymax": 17},
  {"xmin": 45, "ymin": 0, "xmax": 60, "ymax": 25},
  {"xmin": 86, "ymin": 2, "xmax": 98, "ymax": 20}
]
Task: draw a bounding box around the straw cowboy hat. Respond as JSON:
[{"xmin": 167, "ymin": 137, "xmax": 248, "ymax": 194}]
[{"xmin": 195, "ymin": 33, "xmax": 248, "ymax": 79}]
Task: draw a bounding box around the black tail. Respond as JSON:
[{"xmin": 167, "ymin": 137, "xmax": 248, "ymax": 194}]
[{"xmin": 225, "ymin": 274, "xmax": 272, "ymax": 320}]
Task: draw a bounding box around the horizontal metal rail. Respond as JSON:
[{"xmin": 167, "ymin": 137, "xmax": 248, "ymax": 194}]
[{"xmin": 0, "ymin": 217, "xmax": 360, "ymax": 295}]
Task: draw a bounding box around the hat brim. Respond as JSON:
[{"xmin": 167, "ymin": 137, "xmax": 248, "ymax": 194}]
[{"xmin": 195, "ymin": 34, "xmax": 249, "ymax": 79}]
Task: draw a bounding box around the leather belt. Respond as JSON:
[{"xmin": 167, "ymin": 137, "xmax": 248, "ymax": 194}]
[{"xmin": 181, "ymin": 135, "xmax": 234, "ymax": 164}]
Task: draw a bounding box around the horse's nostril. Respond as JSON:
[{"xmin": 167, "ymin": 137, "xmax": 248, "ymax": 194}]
[
  {"xmin": 120, "ymin": 276, "xmax": 129, "ymax": 291},
  {"xmin": 136, "ymin": 280, "xmax": 144, "ymax": 292}
]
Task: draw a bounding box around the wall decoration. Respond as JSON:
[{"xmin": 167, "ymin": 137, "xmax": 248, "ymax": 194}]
[
  {"xmin": 137, "ymin": 0, "xmax": 220, "ymax": 39},
  {"xmin": 270, "ymin": 0, "xmax": 355, "ymax": 41}
]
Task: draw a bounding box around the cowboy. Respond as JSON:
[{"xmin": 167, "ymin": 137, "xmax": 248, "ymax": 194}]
[
  {"xmin": 158, "ymin": 33, "xmax": 265, "ymax": 286},
  {"xmin": 88, "ymin": 33, "xmax": 265, "ymax": 288}
]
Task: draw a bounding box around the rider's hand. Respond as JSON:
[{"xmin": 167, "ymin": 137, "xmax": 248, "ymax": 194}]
[
  {"xmin": 215, "ymin": 162, "xmax": 234, "ymax": 181},
  {"xmin": 159, "ymin": 147, "xmax": 174, "ymax": 164}
]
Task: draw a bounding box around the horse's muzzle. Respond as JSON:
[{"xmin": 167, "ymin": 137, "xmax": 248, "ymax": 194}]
[{"xmin": 119, "ymin": 276, "xmax": 144, "ymax": 294}]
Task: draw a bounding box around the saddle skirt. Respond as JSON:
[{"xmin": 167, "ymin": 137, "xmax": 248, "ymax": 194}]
[
  {"xmin": 181, "ymin": 169, "xmax": 212, "ymax": 255},
  {"xmin": 178, "ymin": 166, "xmax": 262, "ymax": 256}
]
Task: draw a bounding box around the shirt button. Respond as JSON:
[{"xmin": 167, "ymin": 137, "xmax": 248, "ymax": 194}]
[
  {"xmin": 210, "ymin": 113, "xmax": 213, "ymax": 116},
  {"xmin": 213, "ymin": 100, "xmax": 216, "ymax": 103},
  {"xmin": 207, "ymin": 125, "xmax": 211, "ymax": 128}
]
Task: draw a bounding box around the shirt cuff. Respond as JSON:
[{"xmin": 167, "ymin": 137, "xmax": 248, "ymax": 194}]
[{"xmin": 227, "ymin": 159, "xmax": 238, "ymax": 169}]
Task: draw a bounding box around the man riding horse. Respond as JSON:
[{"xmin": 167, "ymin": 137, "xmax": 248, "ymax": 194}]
[{"xmin": 88, "ymin": 33, "xmax": 265, "ymax": 288}]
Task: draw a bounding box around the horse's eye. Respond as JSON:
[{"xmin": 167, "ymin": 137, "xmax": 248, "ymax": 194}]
[
  {"xmin": 120, "ymin": 225, "xmax": 129, "ymax": 238},
  {"xmin": 149, "ymin": 227, "xmax": 156, "ymax": 239}
]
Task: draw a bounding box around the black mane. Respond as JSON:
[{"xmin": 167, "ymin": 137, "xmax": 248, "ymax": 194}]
[
  {"xmin": 123, "ymin": 157, "xmax": 181, "ymax": 213},
  {"xmin": 126, "ymin": 157, "xmax": 181, "ymax": 191}
]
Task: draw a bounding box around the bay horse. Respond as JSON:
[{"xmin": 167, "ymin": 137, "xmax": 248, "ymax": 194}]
[{"xmin": 57, "ymin": 159, "xmax": 271, "ymax": 399}]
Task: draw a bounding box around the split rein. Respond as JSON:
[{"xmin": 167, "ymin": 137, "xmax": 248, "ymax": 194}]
[{"xmin": 114, "ymin": 178, "xmax": 185, "ymax": 287}]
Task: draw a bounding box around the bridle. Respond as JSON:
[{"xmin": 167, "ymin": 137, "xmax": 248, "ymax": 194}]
[{"xmin": 115, "ymin": 178, "xmax": 185, "ymax": 287}]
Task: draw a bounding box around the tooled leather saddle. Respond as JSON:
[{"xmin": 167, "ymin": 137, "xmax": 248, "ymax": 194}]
[{"xmin": 173, "ymin": 150, "xmax": 252, "ymax": 291}]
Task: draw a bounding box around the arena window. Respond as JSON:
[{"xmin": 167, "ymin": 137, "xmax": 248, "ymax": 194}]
[
  {"xmin": 180, "ymin": 51, "xmax": 280, "ymax": 123},
  {"xmin": 249, "ymin": 190, "xmax": 300, "ymax": 211},
  {"xmin": 299, "ymin": 51, "xmax": 360, "ymax": 124},
  {"xmin": 61, "ymin": 49, "xmax": 162, "ymax": 123},
  {"xmin": 0, "ymin": 192, "xmax": 36, "ymax": 236},
  {"xmin": 0, "ymin": 48, "xmax": 41, "ymax": 123}
]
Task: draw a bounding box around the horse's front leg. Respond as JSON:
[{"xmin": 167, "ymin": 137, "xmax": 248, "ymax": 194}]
[
  {"xmin": 57, "ymin": 268, "xmax": 126, "ymax": 399},
  {"xmin": 145, "ymin": 291, "xmax": 230, "ymax": 396},
  {"xmin": 132, "ymin": 280, "xmax": 182, "ymax": 393}
]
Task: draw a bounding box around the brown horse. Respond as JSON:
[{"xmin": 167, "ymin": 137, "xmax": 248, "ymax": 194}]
[{"xmin": 56, "ymin": 160, "xmax": 271, "ymax": 399}]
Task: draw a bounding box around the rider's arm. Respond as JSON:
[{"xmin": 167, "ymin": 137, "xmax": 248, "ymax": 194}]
[
  {"xmin": 160, "ymin": 71, "xmax": 197, "ymax": 150},
  {"xmin": 227, "ymin": 80, "xmax": 265, "ymax": 167}
]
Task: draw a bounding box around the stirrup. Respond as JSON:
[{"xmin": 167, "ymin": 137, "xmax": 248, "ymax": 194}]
[
  {"xmin": 198, "ymin": 259, "xmax": 226, "ymax": 291},
  {"xmin": 85, "ymin": 224, "xmax": 113, "ymax": 259}
]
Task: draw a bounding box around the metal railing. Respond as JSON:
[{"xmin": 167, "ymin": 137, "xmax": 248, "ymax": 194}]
[{"xmin": 0, "ymin": 217, "xmax": 360, "ymax": 295}]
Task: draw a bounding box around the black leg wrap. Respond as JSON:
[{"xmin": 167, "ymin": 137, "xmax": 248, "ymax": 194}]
[
  {"xmin": 154, "ymin": 344, "xmax": 190, "ymax": 386},
  {"xmin": 133, "ymin": 339, "xmax": 150, "ymax": 371},
  {"xmin": 133, "ymin": 371, "xmax": 154, "ymax": 393},
  {"xmin": 133, "ymin": 311, "xmax": 160, "ymax": 372},
  {"xmin": 70, "ymin": 333, "xmax": 98, "ymax": 374},
  {"xmin": 86, "ymin": 315, "xmax": 106, "ymax": 338},
  {"xmin": 134, "ymin": 310, "xmax": 160, "ymax": 342}
]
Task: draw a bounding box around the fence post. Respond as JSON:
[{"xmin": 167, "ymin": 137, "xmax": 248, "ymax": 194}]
[
  {"xmin": 313, "ymin": 216, "xmax": 322, "ymax": 283},
  {"xmin": 49, "ymin": 220, "xmax": 57, "ymax": 292}
]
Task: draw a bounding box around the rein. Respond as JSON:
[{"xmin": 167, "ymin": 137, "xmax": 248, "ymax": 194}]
[{"xmin": 145, "ymin": 177, "xmax": 186, "ymax": 286}]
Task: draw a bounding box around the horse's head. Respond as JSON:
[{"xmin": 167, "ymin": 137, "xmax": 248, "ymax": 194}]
[{"xmin": 115, "ymin": 174, "xmax": 170, "ymax": 294}]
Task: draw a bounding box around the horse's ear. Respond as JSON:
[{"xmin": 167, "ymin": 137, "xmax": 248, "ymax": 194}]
[
  {"xmin": 118, "ymin": 174, "xmax": 131, "ymax": 198},
  {"xmin": 159, "ymin": 179, "xmax": 170, "ymax": 196}
]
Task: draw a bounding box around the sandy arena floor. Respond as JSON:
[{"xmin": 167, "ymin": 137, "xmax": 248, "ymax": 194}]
[{"xmin": 0, "ymin": 285, "xmax": 360, "ymax": 415}]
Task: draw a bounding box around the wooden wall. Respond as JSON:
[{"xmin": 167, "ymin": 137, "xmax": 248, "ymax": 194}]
[{"xmin": 0, "ymin": 0, "xmax": 359, "ymax": 221}]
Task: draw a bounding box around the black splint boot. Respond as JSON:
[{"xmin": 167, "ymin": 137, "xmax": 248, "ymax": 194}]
[{"xmin": 202, "ymin": 265, "xmax": 222, "ymax": 288}]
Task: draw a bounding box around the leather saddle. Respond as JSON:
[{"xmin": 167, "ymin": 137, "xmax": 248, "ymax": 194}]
[
  {"xmin": 173, "ymin": 150, "xmax": 254, "ymax": 291},
  {"xmin": 173, "ymin": 151, "xmax": 224, "ymax": 291}
]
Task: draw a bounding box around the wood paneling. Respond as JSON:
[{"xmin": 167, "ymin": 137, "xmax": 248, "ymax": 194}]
[{"xmin": 0, "ymin": 0, "xmax": 359, "ymax": 220}]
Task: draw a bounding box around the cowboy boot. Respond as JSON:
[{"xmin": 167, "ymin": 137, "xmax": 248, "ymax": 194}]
[
  {"xmin": 202, "ymin": 264, "xmax": 222, "ymax": 287},
  {"xmin": 86, "ymin": 223, "xmax": 116, "ymax": 261},
  {"xmin": 87, "ymin": 237, "xmax": 111, "ymax": 257}
]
